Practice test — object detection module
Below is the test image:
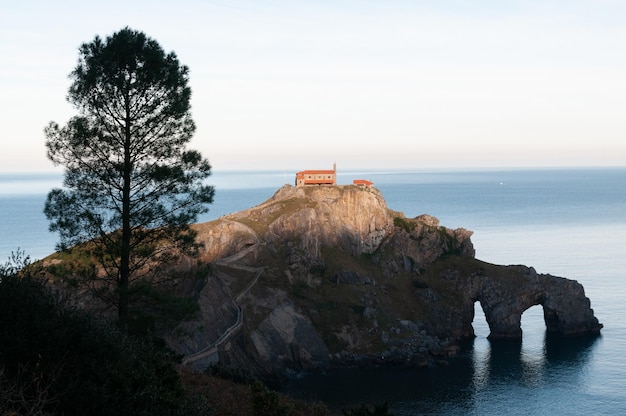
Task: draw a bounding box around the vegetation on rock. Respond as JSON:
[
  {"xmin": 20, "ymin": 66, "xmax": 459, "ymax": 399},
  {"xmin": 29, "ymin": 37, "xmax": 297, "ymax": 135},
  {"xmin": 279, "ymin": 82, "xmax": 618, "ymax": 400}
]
[{"xmin": 0, "ymin": 252, "xmax": 337, "ymax": 415}]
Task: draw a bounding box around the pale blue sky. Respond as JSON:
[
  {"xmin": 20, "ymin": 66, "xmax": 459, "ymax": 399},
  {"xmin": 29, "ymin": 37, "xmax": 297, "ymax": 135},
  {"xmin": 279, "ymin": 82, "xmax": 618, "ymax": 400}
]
[{"xmin": 1, "ymin": 0, "xmax": 625, "ymax": 172}]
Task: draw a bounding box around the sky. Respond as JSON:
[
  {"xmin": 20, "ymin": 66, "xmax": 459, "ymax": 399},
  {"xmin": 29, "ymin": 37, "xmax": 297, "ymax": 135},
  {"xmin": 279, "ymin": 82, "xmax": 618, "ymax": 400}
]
[{"xmin": 1, "ymin": 0, "xmax": 625, "ymax": 172}]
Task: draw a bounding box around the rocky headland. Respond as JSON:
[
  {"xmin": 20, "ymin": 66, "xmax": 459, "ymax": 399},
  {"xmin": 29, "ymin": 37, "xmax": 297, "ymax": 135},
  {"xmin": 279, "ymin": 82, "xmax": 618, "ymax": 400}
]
[{"xmin": 160, "ymin": 184, "xmax": 602, "ymax": 382}]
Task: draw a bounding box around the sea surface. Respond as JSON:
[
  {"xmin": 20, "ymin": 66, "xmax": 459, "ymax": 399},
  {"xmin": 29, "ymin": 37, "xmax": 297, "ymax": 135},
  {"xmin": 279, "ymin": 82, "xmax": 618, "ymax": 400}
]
[{"xmin": 1, "ymin": 168, "xmax": 625, "ymax": 415}]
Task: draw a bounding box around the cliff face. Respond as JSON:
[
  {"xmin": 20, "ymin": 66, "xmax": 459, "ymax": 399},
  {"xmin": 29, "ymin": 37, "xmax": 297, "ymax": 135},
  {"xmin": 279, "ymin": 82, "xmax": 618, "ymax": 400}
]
[
  {"xmin": 198, "ymin": 185, "xmax": 474, "ymax": 268},
  {"xmin": 165, "ymin": 185, "xmax": 601, "ymax": 381},
  {"xmin": 225, "ymin": 185, "xmax": 395, "ymax": 257}
]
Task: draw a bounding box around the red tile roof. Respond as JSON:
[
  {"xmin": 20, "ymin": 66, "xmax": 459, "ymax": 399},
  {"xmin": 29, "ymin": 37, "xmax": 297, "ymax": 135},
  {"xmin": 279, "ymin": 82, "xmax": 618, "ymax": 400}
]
[{"xmin": 353, "ymin": 179, "xmax": 373, "ymax": 186}]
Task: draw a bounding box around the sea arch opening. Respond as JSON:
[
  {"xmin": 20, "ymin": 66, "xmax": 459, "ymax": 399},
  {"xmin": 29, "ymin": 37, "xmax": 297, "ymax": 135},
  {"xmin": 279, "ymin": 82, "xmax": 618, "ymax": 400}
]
[
  {"xmin": 472, "ymin": 301, "xmax": 491, "ymax": 339},
  {"xmin": 521, "ymin": 305, "xmax": 546, "ymax": 340},
  {"xmin": 470, "ymin": 301, "xmax": 492, "ymax": 392},
  {"xmin": 520, "ymin": 305, "xmax": 548, "ymax": 386},
  {"xmin": 471, "ymin": 298, "xmax": 553, "ymax": 340},
  {"xmin": 470, "ymin": 302, "xmax": 549, "ymax": 388}
]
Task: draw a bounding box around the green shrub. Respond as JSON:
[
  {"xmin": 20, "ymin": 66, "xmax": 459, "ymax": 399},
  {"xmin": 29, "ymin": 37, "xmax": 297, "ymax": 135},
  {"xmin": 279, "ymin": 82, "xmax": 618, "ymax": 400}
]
[
  {"xmin": 206, "ymin": 364, "xmax": 258, "ymax": 385},
  {"xmin": 292, "ymin": 279, "xmax": 310, "ymax": 299},
  {"xmin": 393, "ymin": 217, "xmax": 414, "ymax": 233},
  {"xmin": 411, "ymin": 279, "xmax": 429, "ymax": 289},
  {"xmin": 342, "ymin": 402, "xmax": 394, "ymax": 416},
  {"xmin": 252, "ymin": 380, "xmax": 296, "ymax": 416},
  {"xmin": 351, "ymin": 304, "xmax": 366, "ymax": 315},
  {"xmin": 0, "ymin": 264, "xmax": 197, "ymax": 416}
]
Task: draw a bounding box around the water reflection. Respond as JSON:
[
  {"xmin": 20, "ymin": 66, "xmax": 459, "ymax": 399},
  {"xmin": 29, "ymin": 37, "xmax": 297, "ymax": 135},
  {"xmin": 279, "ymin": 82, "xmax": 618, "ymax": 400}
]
[
  {"xmin": 281, "ymin": 333, "xmax": 600, "ymax": 415},
  {"xmin": 472, "ymin": 338, "xmax": 548, "ymax": 389},
  {"xmin": 543, "ymin": 332, "xmax": 599, "ymax": 363}
]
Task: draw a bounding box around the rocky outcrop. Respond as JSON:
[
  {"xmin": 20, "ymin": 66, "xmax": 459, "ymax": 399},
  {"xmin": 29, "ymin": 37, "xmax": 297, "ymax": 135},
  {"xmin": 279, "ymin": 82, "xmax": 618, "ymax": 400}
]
[
  {"xmin": 251, "ymin": 301, "xmax": 330, "ymax": 373},
  {"xmin": 472, "ymin": 266, "xmax": 602, "ymax": 339},
  {"xmin": 401, "ymin": 260, "xmax": 602, "ymax": 342},
  {"xmin": 227, "ymin": 185, "xmax": 394, "ymax": 257},
  {"xmin": 162, "ymin": 184, "xmax": 602, "ymax": 381}
]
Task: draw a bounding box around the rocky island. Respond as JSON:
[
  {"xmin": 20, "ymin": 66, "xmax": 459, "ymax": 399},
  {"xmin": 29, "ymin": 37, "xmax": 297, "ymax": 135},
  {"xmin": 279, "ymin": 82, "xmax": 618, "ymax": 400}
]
[{"xmin": 159, "ymin": 184, "xmax": 602, "ymax": 382}]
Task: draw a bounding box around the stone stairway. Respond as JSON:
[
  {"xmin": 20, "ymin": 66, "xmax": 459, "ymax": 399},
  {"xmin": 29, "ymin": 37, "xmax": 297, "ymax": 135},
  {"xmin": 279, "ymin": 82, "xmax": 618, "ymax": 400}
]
[{"xmin": 182, "ymin": 249, "xmax": 264, "ymax": 368}]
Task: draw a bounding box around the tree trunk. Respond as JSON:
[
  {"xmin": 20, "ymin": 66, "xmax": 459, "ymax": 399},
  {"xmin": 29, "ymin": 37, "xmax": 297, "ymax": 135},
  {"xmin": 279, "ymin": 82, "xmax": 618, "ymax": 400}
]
[{"xmin": 119, "ymin": 99, "xmax": 133, "ymax": 328}]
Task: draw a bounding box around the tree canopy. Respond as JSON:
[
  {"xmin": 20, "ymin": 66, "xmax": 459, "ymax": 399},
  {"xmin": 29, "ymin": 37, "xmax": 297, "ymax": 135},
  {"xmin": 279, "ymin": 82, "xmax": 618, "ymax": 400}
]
[{"xmin": 44, "ymin": 27, "xmax": 214, "ymax": 328}]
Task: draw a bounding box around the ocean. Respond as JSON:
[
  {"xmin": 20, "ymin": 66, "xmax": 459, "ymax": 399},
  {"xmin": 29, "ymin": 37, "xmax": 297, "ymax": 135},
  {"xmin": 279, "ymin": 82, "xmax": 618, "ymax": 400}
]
[{"xmin": 1, "ymin": 168, "xmax": 625, "ymax": 415}]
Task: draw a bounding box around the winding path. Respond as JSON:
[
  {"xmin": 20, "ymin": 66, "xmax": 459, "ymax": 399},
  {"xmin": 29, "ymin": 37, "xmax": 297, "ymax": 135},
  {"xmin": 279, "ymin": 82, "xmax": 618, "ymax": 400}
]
[{"xmin": 182, "ymin": 242, "xmax": 264, "ymax": 367}]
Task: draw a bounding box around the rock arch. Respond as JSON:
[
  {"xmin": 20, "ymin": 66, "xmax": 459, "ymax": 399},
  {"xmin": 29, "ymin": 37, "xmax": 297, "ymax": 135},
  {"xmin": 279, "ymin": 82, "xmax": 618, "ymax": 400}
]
[{"xmin": 471, "ymin": 266, "xmax": 602, "ymax": 340}]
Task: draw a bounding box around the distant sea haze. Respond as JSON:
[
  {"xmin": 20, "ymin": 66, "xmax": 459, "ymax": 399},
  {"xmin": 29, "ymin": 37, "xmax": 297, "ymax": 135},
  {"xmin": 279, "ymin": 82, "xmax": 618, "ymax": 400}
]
[{"xmin": 2, "ymin": 168, "xmax": 626, "ymax": 414}]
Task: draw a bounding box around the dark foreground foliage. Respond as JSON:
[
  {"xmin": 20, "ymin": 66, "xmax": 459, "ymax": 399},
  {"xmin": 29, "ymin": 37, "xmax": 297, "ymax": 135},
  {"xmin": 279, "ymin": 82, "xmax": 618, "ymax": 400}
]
[
  {"xmin": 0, "ymin": 255, "xmax": 206, "ymax": 416},
  {"xmin": 342, "ymin": 402, "xmax": 395, "ymax": 416},
  {"xmin": 199, "ymin": 365, "xmax": 393, "ymax": 416},
  {"xmin": 200, "ymin": 365, "xmax": 330, "ymax": 416}
]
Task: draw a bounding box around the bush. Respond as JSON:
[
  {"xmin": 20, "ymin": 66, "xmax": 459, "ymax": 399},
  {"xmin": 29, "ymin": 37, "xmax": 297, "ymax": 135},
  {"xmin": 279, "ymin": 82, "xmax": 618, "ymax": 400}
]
[
  {"xmin": 411, "ymin": 279, "xmax": 429, "ymax": 289},
  {"xmin": 0, "ymin": 258, "xmax": 197, "ymax": 416},
  {"xmin": 206, "ymin": 364, "xmax": 258, "ymax": 385},
  {"xmin": 342, "ymin": 402, "xmax": 394, "ymax": 416},
  {"xmin": 393, "ymin": 217, "xmax": 414, "ymax": 233}
]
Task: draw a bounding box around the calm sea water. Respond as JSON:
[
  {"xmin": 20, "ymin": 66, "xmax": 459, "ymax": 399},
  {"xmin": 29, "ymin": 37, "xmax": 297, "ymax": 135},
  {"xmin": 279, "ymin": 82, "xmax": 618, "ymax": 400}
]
[{"xmin": 1, "ymin": 168, "xmax": 625, "ymax": 415}]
